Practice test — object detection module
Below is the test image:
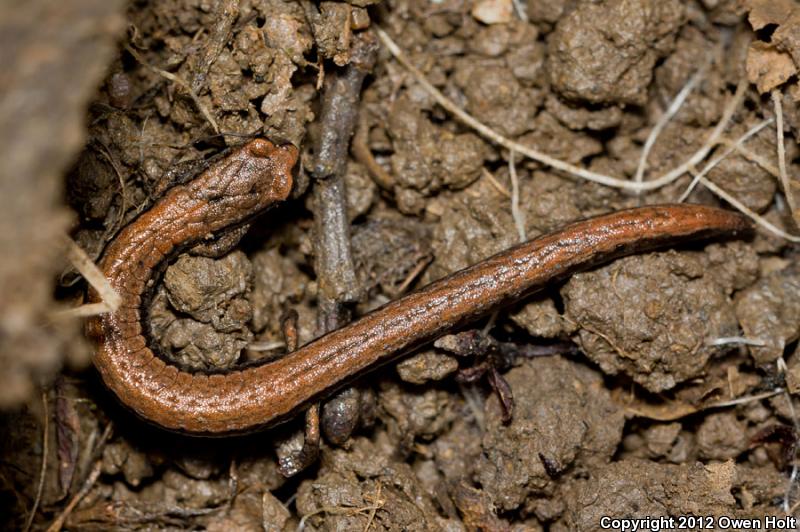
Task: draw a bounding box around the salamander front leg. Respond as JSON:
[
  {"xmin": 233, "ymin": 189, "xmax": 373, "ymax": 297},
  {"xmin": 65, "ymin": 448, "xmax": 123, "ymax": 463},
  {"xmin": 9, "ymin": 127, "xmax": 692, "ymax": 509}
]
[{"xmin": 190, "ymin": 224, "xmax": 251, "ymax": 258}]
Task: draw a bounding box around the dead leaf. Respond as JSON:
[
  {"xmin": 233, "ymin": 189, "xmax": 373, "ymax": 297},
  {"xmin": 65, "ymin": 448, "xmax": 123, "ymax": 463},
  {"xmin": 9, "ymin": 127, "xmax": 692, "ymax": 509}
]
[
  {"xmin": 746, "ymin": 41, "xmax": 797, "ymax": 93},
  {"xmin": 612, "ymin": 388, "xmax": 699, "ymax": 421},
  {"xmin": 55, "ymin": 379, "xmax": 81, "ymax": 499},
  {"xmin": 744, "ymin": 0, "xmax": 796, "ymax": 31}
]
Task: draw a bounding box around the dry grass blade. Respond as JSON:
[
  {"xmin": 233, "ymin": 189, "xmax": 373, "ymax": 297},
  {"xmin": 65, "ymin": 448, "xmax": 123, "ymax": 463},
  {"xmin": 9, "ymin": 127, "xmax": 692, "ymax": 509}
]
[
  {"xmin": 772, "ymin": 91, "xmax": 800, "ymax": 226},
  {"xmin": 22, "ymin": 390, "xmax": 49, "ymax": 532},
  {"xmin": 481, "ymin": 168, "xmax": 511, "ymax": 198},
  {"xmin": 706, "ymin": 336, "xmax": 766, "ymax": 347},
  {"xmin": 719, "ymin": 139, "xmax": 780, "ymax": 177},
  {"xmin": 125, "ymin": 45, "xmax": 220, "ymax": 135},
  {"xmin": 634, "ymin": 65, "xmax": 706, "ymax": 189},
  {"xmin": 46, "ymin": 460, "xmax": 103, "ymax": 532},
  {"xmin": 375, "ymin": 27, "xmax": 745, "ymax": 193},
  {"xmin": 676, "ymin": 119, "xmax": 773, "ymax": 202},
  {"xmin": 508, "ymin": 151, "xmax": 526, "ymax": 242},
  {"xmin": 697, "ymin": 176, "xmax": 800, "ymax": 242},
  {"xmin": 375, "ymin": 28, "xmax": 800, "ymax": 244},
  {"xmin": 55, "ymin": 236, "xmax": 120, "ymax": 319}
]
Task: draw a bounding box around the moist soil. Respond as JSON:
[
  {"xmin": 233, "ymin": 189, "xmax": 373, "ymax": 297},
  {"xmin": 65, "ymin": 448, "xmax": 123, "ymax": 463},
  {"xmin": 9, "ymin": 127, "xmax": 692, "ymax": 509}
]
[{"xmin": 2, "ymin": 0, "xmax": 800, "ymax": 530}]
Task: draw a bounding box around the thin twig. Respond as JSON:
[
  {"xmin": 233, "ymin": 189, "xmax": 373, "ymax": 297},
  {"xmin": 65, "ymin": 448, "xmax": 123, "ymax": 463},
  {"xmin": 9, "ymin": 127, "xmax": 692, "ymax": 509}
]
[
  {"xmin": 23, "ymin": 390, "xmax": 49, "ymax": 532},
  {"xmin": 362, "ymin": 483, "xmax": 383, "ymax": 532},
  {"xmin": 773, "ymin": 356, "xmax": 800, "ymax": 513},
  {"xmin": 247, "ymin": 340, "xmax": 286, "ymax": 352},
  {"xmin": 635, "ymin": 66, "xmax": 706, "ymax": 190},
  {"xmin": 53, "ymin": 236, "xmax": 121, "ymax": 319},
  {"xmin": 311, "ymin": 32, "xmax": 377, "ymax": 330},
  {"xmin": 125, "ymin": 44, "xmax": 220, "ymax": 134},
  {"xmin": 706, "ymin": 336, "xmax": 766, "ymax": 347},
  {"xmin": 375, "ymin": 27, "xmax": 745, "ymax": 193},
  {"xmin": 508, "ymin": 151, "xmax": 526, "ymax": 242},
  {"xmin": 392, "ymin": 255, "xmax": 433, "ymax": 296},
  {"xmin": 696, "ymin": 175, "xmax": 800, "ymax": 242},
  {"xmin": 480, "ymin": 168, "xmax": 511, "ymax": 198},
  {"xmin": 718, "ymin": 138, "xmax": 780, "ymax": 177},
  {"xmin": 708, "ymin": 388, "xmax": 784, "ymax": 408},
  {"xmin": 772, "ymin": 91, "xmax": 799, "ymax": 225},
  {"xmin": 676, "ymin": 119, "xmax": 773, "ymax": 202},
  {"xmin": 510, "ymin": 0, "xmax": 528, "ymax": 22},
  {"xmin": 352, "ymin": 114, "xmax": 394, "ymax": 191},
  {"xmin": 46, "ymin": 460, "xmax": 103, "ymax": 532}
]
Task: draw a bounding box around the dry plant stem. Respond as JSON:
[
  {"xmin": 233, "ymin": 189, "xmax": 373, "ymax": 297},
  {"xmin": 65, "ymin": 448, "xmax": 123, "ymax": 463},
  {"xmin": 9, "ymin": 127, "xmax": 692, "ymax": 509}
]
[
  {"xmin": 247, "ymin": 340, "xmax": 286, "ymax": 351},
  {"xmin": 46, "ymin": 460, "xmax": 103, "ymax": 532},
  {"xmin": 352, "ymin": 114, "xmax": 394, "ymax": 191},
  {"xmin": 708, "ymin": 388, "xmax": 784, "ymax": 408},
  {"xmin": 511, "ymin": 0, "xmax": 528, "ymax": 22},
  {"xmin": 375, "ymin": 27, "xmax": 745, "ymax": 193},
  {"xmin": 376, "ymin": 28, "xmax": 800, "ymax": 243},
  {"xmin": 311, "ymin": 32, "xmax": 377, "ymax": 329},
  {"xmin": 58, "ymin": 235, "xmax": 121, "ymax": 318},
  {"xmin": 706, "ymin": 336, "xmax": 766, "ymax": 347},
  {"xmin": 189, "ymin": 0, "xmax": 239, "ymax": 94},
  {"xmin": 393, "ymin": 254, "xmax": 433, "ymax": 296},
  {"xmin": 508, "ymin": 151, "xmax": 526, "ymax": 242},
  {"xmin": 23, "ymin": 390, "xmax": 49, "ymax": 532},
  {"xmin": 721, "ymin": 139, "xmax": 780, "ymax": 177},
  {"xmin": 625, "ymin": 388, "xmax": 786, "ymax": 422},
  {"xmin": 125, "ymin": 45, "xmax": 220, "ymax": 134},
  {"xmin": 696, "ymin": 175, "xmax": 800, "ymax": 242},
  {"xmin": 481, "ymin": 168, "xmax": 511, "ymax": 198},
  {"xmin": 774, "ymin": 356, "xmax": 800, "ymax": 512},
  {"xmin": 634, "ymin": 65, "xmax": 706, "ymax": 190},
  {"xmin": 676, "ymin": 119, "xmax": 773, "ymax": 202},
  {"xmin": 305, "ymin": 33, "xmax": 377, "ymax": 463},
  {"xmin": 673, "ymin": 117, "xmax": 800, "ymax": 241},
  {"xmin": 362, "ymin": 483, "xmax": 383, "ymax": 532},
  {"xmin": 772, "ymin": 91, "xmax": 799, "ymax": 225}
]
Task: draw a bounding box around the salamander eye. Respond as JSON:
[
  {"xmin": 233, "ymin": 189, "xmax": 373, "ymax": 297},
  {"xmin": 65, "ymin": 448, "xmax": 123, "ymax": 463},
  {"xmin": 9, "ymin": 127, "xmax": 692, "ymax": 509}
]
[{"xmin": 248, "ymin": 139, "xmax": 274, "ymax": 157}]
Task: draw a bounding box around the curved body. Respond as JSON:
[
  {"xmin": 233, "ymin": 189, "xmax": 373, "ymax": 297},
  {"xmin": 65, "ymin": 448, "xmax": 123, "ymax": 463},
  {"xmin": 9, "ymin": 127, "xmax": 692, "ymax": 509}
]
[{"xmin": 88, "ymin": 138, "xmax": 750, "ymax": 435}]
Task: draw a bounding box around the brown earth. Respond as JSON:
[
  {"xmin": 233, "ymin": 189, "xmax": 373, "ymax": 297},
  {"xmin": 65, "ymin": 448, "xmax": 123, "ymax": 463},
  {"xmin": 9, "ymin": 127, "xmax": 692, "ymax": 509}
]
[{"xmin": 2, "ymin": 0, "xmax": 800, "ymax": 530}]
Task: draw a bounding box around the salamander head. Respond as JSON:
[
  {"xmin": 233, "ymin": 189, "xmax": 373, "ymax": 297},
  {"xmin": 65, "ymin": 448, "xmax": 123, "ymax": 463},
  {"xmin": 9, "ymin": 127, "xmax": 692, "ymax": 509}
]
[{"xmin": 243, "ymin": 138, "xmax": 298, "ymax": 204}]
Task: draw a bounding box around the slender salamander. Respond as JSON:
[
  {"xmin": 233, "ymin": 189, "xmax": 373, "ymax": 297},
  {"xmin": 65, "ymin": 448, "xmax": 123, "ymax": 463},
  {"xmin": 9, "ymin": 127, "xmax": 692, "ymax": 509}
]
[{"xmin": 87, "ymin": 138, "xmax": 751, "ymax": 436}]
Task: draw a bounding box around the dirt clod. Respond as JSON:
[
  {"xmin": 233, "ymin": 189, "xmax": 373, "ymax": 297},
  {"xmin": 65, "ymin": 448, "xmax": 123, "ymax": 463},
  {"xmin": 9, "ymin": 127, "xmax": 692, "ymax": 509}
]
[
  {"xmin": 477, "ymin": 357, "xmax": 624, "ymax": 511},
  {"xmin": 549, "ymin": 0, "xmax": 685, "ymax": 105},
  {"xmin": 736, "ymin": 262, "xmax": 800, "ymax": 365},
  {"xmin": 564, "ymin": 244, "xmax": 758, "ymax": 392},
  {"xmin": 4, "ymin": 0, "xmax": 799, "ymax": 529}
]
